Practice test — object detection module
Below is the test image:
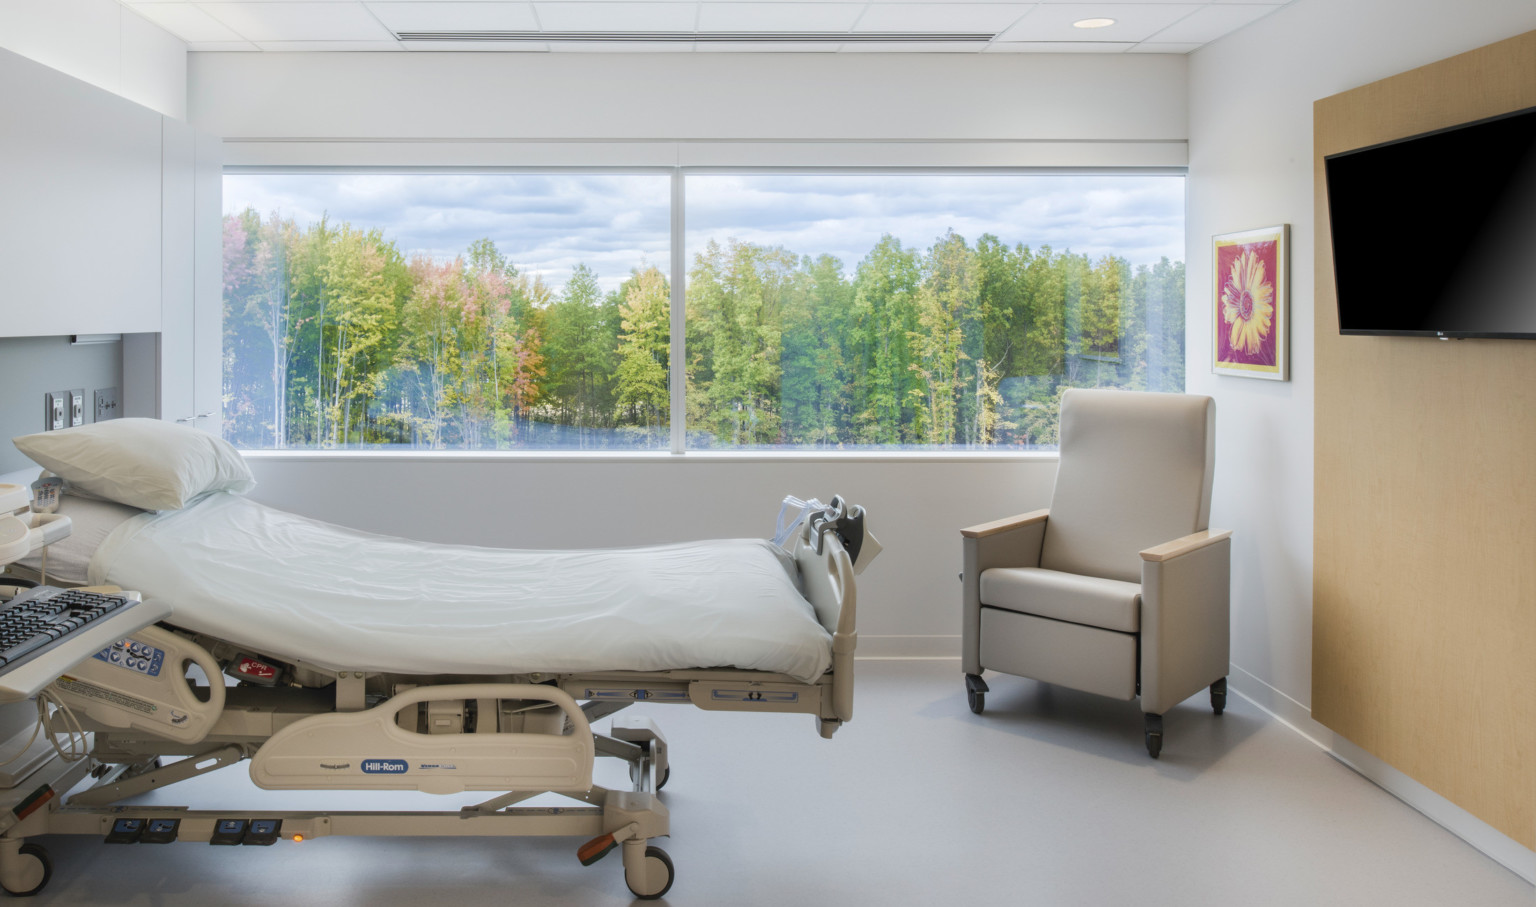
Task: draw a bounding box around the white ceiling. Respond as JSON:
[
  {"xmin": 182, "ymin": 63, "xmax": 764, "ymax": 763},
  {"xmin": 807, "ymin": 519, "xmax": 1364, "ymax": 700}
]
[{"xmin": 118, "ymin": 0, "xmax": 1295, "ymax": 54}]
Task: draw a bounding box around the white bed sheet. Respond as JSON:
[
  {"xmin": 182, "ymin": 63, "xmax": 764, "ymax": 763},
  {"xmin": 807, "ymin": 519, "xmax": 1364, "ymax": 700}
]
[
  {"xmin": 14, "ymin": 493, "xmax": 144, "ymax": 585},
  {"xmin": 88, "ymin": 494, "xmax": 834, "ymax": 683}
]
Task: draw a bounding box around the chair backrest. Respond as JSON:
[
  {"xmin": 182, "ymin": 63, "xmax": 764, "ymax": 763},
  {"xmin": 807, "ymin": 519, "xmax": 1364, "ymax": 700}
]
[{"xmin": 1039, "ymin": 389, "xmax": 1215, "ymax": 584}]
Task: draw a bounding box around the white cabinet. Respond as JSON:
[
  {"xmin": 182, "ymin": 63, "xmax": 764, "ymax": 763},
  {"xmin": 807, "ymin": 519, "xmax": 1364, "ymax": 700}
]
[
  {"xmin": 124, "ymin": 120, "xmax": 222, "ymax": 431},
  {"xmin": 193, "ymin": 132, "xmax": 223, "ymax": 436},
  {"xmin": 158, "ymin": 118, "xmax": 196, "ymax": 425},
  {"xmin": 0, "ymin": 49, "xmax": 162, "ymax": 337}
]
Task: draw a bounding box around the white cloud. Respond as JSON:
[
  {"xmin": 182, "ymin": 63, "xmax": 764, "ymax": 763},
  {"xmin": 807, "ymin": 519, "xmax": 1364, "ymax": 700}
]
[{"xmin": 223, "ymin": 172, "xmax": 1184, "ymax": 297}]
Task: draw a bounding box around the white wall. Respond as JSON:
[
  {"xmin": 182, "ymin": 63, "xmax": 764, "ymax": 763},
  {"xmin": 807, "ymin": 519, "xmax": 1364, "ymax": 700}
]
[
  {"xmin": 1186, "ymin": 2, "xmax": 1536, "ymax": 711},
  {"xmin": 0, "ymin": 0, "xmax": 186, "ymax": 118},
  {"xmin": 190, "ymin": 51, "xmax": 1186, "ymax": 146}
]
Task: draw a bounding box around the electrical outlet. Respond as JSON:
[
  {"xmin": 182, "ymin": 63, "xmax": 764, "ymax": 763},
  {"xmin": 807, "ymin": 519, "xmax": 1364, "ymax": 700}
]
[
  {"xmin": 94, "ymin": 387, "xmax": 120, "ymax": 422},
  {"xmin": 44, "ymin": 392, "xmax": 66, "ymax": 431},
  {"xmin": 69, "ymin": 389, "xmax": 85, "ymax": 427}
]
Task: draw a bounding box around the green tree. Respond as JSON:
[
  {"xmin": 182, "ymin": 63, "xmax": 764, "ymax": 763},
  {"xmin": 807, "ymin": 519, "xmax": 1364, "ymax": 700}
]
[
  {"xmin": 686, "ymin": 240, "xmax": 792, "ymax": 446},
  {"xmin": 542, "ymin": 263, "xmax": 619, "ymax": 445},
  {"xmin": 780, "ymin": 254, "xmax": 854, "ymax": 446},
  {"xmin": 613, "ymin": 266, "xmax": 671, "ymax": 440},
  {"xmin": 850, "ymin": 235, "xmax": 922, "ymax": 444}
]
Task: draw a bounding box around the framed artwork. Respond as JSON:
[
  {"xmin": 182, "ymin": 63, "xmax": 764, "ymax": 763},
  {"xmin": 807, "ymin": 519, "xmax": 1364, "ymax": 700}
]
[{"xmin": 1212, "ymin": 225, "xmax": 1289, "ymax": 381}]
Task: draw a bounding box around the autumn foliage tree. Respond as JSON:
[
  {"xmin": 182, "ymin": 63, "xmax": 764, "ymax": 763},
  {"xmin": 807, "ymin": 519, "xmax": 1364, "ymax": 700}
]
[{"xmin": 224, "ymin": 209, "xmax": 1184, "ymax": 451}]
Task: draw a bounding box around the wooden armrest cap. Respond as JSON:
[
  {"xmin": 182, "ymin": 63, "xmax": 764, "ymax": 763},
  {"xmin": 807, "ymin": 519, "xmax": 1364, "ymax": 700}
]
[
  {"xmin": 961, "ymin": 509, "xmax": 1049, "ymax": 539},
  {"xmin": 1139, "ymin": 529, "xmax": 1232, "ymax": 562}
]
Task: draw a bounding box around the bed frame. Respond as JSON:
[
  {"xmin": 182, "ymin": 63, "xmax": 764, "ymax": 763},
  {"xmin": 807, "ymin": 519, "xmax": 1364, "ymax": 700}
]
[{"xmin": 0, "ymin": 514, "xmax": 860, "ymax": 900}]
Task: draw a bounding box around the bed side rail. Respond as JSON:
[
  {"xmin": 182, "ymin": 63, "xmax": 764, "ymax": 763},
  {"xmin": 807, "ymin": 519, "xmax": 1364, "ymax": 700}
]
[{"xmin": 794, "ymin": 526, "xmax": 856, "ymax": 733}]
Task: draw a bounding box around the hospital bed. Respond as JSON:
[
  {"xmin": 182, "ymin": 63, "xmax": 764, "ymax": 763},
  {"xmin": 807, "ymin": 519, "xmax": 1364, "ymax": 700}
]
[{"xmin": 0, "ymin": 423, "xmax": 874, "ymax": 900}]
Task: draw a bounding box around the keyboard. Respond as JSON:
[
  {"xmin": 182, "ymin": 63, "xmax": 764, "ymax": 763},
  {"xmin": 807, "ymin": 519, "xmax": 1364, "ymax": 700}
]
[{"xmin": 0, "ymin": 586, "xmax": 139, "ymax": 673}]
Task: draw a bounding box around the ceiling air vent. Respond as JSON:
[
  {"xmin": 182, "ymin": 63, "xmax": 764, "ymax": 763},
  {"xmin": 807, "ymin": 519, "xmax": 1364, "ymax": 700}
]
[{"xmin": 394, "ymin": 31, "xmax": 996, "ymax": 44}]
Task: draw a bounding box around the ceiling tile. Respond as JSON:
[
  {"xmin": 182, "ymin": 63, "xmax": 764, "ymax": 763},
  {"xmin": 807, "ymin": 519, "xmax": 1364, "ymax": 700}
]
[
  {"xmin": 533, "ymin": 2, "xmax": 698, "ymax": 31},
  {"xmin": 984, "ymin": 40, "xmax": 1131, "ymax": 52},
  {"xmin": 197, "ymin": 3, "xmax": 397, "ymax": 42},
  {"xmin": 1148, "ymin": 3, "xmax": 1278, "ymax": 43},
  {"xmin": 365, "ymin": 2, "xmax": 539, "ymax": 33},
  {"xmin": 853, "ymin": 4, "xmax": 1034, "ymax": 33},
  {"xmin": 254, "ymin": 40, "xmax": 405, "ymax": 51},
  {"xmin": 186, "ymin": 40, "xmax": 262, "ymax": 51},
  {"xmin": 698, "ymin": 3, "xmax": 865, "ymax": 32},
  {"xmin": 127, "ymin": 3, "xmax": 246, "ymax": 43},
  {"xmin": 1127, "ymin": 41, "xmax": 1200, "ymax": 53},
  {"xmin": 997, "ymin": 4, "xmax": 1200, "ymax": 42}
]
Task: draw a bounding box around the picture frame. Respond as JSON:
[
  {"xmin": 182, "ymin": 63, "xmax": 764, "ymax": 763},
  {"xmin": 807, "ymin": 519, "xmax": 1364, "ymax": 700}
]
[{"xmin": 1212, "ymin": 224, "xmax": 1289, "ymax": 381}]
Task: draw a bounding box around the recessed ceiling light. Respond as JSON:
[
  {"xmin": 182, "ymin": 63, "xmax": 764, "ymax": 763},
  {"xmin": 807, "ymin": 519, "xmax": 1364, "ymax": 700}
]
[{"xmin": 1072, "ymin": 18, "xmax": 1117, "ymax": 29}]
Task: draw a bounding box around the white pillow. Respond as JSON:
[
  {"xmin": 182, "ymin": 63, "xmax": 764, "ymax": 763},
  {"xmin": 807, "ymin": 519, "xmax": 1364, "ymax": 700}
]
[{"xmin": 12, "ymin": 418, "xmax": 255, "ymax": 511}]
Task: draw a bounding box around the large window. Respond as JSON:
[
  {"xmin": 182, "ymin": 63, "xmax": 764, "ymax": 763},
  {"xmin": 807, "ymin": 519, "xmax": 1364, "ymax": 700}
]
[
  {"xmin": 222, "ymin": 171, "xmax": 1184, "ymax": 452},
  {"xmin": 222, "ymin": 173, "xmax": 672, "ymax": 450}
]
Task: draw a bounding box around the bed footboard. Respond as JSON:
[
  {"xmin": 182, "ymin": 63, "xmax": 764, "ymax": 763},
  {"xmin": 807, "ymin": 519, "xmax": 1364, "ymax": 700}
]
[{"xmin": 793, "ymin": 521, "xmax": 858, "ymax": 737}]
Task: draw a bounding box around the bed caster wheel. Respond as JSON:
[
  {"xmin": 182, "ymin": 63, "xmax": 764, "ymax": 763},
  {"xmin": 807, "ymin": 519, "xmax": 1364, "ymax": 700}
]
[
  {"xmin": 0, "ymin": 843, "xmax": 52, "ymax": 897},
  {"xmin": 964, "ymin": 674, "xmax": 988, "ymax": 715},
  {"xmin": 624, "ymin": 845, "xmax": 674, "ymax": 900},
  {"xmin": 1144, "ymin": 713, "xmax": 1164, "ymax": 759},
  {"xmin": 1211, "ymin": 677, "xmax": 1227, "ymax": 715},
  {"xmin": 629, "ymin": 763, "xmax": 671, "ymax": 792},
  {"xmin": 627, "ymin": 764, "xmax": 671, "ymax": 791}
]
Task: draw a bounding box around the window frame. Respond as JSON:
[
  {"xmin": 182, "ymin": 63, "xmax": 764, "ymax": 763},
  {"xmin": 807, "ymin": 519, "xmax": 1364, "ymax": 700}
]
[{"xmin": 222, "ymin": 163, "xmax": 1188, "ymax": 460}]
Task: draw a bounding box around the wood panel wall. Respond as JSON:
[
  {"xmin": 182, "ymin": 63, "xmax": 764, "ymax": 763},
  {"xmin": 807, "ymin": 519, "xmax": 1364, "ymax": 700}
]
[{"xmin": 1313, "ymin": 30, "xmax": 1536, "ymax": 850}]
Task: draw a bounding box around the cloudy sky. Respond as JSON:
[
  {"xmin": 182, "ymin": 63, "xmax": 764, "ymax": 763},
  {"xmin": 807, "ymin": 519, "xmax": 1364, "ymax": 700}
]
[{"xmin": 224, "ymin": 172, "xmax": 1184, "ymax": 295}]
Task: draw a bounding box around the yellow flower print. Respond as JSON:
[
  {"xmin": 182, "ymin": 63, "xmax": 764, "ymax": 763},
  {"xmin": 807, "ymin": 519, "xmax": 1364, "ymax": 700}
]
[{"xmin": 1221, "ymin": 248, "xmax": 1274, "ymax": 356}]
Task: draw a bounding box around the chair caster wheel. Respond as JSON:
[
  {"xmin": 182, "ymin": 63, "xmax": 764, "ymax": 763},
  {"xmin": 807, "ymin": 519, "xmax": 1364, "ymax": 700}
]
[
  {"xmin": 1144, "ymin": 713, "xmax": 1164, "ymax": 759},
  {"xmin": 964, "ymin": 674, "xmax": 989, "ymax": 715},
  {"xmin": 1211, "ymin": 677, "xmax": 1227, "ymax": 715}
]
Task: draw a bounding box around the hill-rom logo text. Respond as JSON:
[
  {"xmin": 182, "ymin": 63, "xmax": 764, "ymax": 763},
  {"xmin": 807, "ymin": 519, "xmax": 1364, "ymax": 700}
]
[{"xmin": 362, "ymin": 759, "xmax": 409, "ymax": 774}]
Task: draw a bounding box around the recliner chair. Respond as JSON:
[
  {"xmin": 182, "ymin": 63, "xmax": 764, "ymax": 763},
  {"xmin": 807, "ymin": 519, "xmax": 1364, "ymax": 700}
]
[{"xmin": 959, "ymin": 388, "xmax": 1231, "ymax": 758}]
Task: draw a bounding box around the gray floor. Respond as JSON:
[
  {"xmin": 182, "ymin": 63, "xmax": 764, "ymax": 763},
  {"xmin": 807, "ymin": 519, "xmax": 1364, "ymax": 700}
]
[{"xmin": 21, "ymin": 661, "xmax": 1534, "ymax": 906}]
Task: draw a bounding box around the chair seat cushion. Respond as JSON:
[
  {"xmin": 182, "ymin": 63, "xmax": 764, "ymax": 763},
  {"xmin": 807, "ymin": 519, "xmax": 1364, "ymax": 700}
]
[{"xmin": 978, "ymin": 567, "xmax": 1142, "ymax": 633}]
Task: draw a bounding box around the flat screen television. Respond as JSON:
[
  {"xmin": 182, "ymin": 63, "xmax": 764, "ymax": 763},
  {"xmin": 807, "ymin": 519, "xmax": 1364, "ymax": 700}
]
[{"xmin": 1324, "ymin": 104, "xmax": 1536, "ymax": 339}]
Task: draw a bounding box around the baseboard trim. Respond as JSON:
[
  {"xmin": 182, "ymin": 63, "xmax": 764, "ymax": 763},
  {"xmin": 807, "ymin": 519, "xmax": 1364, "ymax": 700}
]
[
  {"xmin": 1227, "ymin": 664, "xmax": 1535, "ymax": 886},
  {"xmin": 854, "ymin": 635, "xmax": 960, "ymax": 659}
]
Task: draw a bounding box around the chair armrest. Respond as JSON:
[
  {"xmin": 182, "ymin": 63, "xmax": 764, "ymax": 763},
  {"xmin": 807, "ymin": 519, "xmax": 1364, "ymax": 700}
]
[
  {"xmin": 960, "ymin": 509, "xmax": 1049, "ymax": 674},
  {"xmin": 1139, "ymin": 529, "xmax": 1233, "ymax": 562},
  {"xmin": 1139, "ymin": 532, "xmax": 1231, "ymax": 715},
  {"xmin": 961, "ymin": 509, "xmax": 1049, "ymax": 539}
]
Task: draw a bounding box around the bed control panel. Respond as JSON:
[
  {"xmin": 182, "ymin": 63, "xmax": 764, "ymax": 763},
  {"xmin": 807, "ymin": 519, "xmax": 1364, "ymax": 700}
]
[
  {"xmin": 92, "ymin": 639, "xmax": 165, "ymax": 677},
  {"xmin": 49, "ymin": 624, "xmax": 225, "ymax": 745}
]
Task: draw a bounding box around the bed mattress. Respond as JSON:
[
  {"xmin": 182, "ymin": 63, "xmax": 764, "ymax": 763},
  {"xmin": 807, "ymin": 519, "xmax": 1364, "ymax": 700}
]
[{"xmin": 87, "ymin": 494, "xmax": 834, "ymax": 683}]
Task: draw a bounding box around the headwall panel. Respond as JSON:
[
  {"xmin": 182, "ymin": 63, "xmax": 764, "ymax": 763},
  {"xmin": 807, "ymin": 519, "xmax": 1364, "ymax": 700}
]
[{"xmin": 1312, "ymin": 30, "xmax": 1536, "ymax": 849}]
